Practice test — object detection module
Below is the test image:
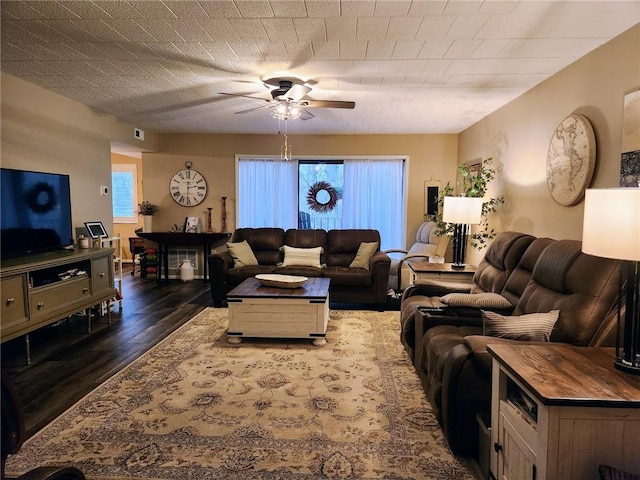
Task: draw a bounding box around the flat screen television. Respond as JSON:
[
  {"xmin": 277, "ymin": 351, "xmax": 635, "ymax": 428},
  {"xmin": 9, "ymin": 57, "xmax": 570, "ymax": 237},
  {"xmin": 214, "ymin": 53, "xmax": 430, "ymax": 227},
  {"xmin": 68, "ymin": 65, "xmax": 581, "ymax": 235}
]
[{"xmin": 1, "ymin": 168, "xmax": 74, "ymax": 259}]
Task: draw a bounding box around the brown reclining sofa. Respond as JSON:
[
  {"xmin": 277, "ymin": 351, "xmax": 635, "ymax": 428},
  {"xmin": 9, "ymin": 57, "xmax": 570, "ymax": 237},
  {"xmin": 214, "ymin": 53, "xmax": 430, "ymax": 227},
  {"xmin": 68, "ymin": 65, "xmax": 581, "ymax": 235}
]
[
  {"xmin": 399, "ymin": 231, "xmax": 621, "ymax": 456},
  {"xmin": 208, "ymin": 227, "xmax": 391, "ymax": 310}
]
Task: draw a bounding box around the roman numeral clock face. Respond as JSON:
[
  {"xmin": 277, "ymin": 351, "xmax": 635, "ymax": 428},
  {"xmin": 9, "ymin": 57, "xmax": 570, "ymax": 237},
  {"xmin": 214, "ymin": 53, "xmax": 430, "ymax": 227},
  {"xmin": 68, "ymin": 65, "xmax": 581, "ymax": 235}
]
[{"xmin": 170, "ymin": 166, "xmax": 208, "ymax": 207}]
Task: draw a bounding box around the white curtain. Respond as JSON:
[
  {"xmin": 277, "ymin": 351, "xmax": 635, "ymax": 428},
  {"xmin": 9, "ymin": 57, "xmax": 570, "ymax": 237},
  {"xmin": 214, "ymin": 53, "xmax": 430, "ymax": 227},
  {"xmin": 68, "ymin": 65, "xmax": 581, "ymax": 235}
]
[
  {"xmin": 237, "ymin": 158, "xmax": 298, "ymax": 228},
  {"xmin": 342, "ymin": 158, "xmax": 405, "ymax": 251}
]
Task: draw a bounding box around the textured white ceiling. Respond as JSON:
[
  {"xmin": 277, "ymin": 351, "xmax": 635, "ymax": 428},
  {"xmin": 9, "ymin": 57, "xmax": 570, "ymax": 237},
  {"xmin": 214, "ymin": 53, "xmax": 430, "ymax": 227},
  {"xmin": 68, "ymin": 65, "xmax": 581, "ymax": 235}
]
[{"xmin": 1, "ymin": 1, "xmax": 639, "ymax": 135}]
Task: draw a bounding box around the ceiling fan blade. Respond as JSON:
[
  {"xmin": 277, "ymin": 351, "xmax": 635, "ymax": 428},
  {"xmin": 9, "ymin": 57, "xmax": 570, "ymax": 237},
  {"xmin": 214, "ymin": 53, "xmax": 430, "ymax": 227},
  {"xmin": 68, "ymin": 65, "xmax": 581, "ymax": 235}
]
[
  {"xmin": 219, "ymin": 92, "xmax": 270, "ymax": 102},
  {"xmin": 303, "ymin": 100, "xmax": 356, "ymax": 109},
  {"xmin": 234, "ymin": 105, "xmax": 271, "ymax": 115},
  {"xmin": 300, "ymin": 109, "xmax": 315, "ymax": 121},
  {"xmin": 285, "ymin": 84, "xmax": 312, "ymax": 102}
]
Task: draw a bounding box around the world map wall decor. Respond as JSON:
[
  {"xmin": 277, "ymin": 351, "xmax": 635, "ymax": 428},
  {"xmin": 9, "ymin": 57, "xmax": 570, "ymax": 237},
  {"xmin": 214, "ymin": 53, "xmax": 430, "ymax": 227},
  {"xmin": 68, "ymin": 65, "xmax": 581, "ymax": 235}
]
[{"xmin": 546, "ymin": 113, "xmax": 596, "ymax": 206}]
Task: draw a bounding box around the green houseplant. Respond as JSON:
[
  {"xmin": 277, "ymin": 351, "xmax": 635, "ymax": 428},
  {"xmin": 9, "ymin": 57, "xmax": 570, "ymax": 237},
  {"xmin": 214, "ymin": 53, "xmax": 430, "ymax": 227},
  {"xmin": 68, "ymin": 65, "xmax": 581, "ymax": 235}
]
[
  {"xmin": 429, "ymin": 158, "xmax": 504, "ymax": 250},
  {"xmin": 138, "ymin": 201, "xmax": 159, "ymax": 216},
  {"xmin": 138, "ymin": 201, "xmax": 158, "ymax": 233}
]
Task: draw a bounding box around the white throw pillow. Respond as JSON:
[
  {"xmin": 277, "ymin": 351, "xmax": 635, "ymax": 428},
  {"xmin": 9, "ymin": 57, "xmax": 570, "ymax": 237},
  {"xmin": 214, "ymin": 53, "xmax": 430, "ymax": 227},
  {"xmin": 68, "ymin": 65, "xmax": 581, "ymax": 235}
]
[
  {"xmin": 482, "ymin": 310, "xmax": 560, "ymax": 342},
  {"xmin": 281, "ymin": 245, "xmax": 323, "ymax": 268},
  {"xmin": 441, "ymin": 292, "xmax": 513, "ymax": 309}
]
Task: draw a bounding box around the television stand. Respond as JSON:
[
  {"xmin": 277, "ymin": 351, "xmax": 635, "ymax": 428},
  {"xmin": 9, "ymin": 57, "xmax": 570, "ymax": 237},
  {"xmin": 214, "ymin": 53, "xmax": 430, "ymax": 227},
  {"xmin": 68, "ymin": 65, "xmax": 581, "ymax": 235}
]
[{"xmin": 1, "ymin": 247, "xmax": 116, "ymax": 364}]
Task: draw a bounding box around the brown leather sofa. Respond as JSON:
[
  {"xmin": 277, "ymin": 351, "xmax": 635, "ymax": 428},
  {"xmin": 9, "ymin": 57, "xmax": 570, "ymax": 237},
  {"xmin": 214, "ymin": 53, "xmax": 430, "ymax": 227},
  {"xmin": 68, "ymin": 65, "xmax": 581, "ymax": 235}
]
[
  {"xmin": 208, "ymin": 228, "xmax": 391, "ymax": 310},
  {"xmin": 399, "ymin": 232, "xmax": 621, "ymax": 456}
]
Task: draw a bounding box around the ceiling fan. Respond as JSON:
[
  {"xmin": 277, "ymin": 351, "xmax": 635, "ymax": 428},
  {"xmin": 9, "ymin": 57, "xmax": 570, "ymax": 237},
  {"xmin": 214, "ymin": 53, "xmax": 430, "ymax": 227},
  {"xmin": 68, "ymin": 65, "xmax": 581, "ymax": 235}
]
[{"xmin": 219, "ymin": 78, "xmax": 355, "ymax": 120}]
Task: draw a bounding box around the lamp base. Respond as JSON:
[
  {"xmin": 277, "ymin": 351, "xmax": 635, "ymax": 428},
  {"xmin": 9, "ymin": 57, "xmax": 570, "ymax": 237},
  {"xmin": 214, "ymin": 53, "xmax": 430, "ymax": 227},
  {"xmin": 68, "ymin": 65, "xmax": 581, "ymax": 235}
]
[
  {"xmin": 614, "ymin": 357, "xmax": 640, "ymax": 375},
  {"xmin": 451, "ymin": 263, "xmax": 467, "ymax": 269}
]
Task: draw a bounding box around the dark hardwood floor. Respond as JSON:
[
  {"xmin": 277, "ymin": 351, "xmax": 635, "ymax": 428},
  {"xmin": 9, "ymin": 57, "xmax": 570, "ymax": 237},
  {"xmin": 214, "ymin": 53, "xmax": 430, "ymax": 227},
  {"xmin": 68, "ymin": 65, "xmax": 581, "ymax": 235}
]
[{"xmin": 1, "ymin": 264, "xmax": 212, "ymax": 439}]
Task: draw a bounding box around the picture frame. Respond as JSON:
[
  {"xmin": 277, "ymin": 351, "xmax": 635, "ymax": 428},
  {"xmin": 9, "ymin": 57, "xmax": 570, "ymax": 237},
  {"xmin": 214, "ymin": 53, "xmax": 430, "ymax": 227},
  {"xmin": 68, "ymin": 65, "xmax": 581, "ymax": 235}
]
[
  {"xmin": 184, "ymin": 216, "xmax": 199, "ymax": 233},
  {"xmin": 424, "ymin": 179, "xmax": 441, "ymax": 217},
  {"xmin": 84, "ymin": 221, "xmax": 108, "ymax": 239}
]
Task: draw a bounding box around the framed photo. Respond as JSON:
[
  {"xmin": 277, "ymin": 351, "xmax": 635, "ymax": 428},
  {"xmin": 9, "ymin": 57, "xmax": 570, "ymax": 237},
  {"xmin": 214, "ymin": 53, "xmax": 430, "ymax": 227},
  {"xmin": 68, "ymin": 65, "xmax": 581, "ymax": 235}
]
[
  {"xmin": 84, "ymin": 221, "xmax": 108, "ymax": 239},
  {"xmin": 184, "ymin": 216, "xmax": 199, "ymax": 233}
]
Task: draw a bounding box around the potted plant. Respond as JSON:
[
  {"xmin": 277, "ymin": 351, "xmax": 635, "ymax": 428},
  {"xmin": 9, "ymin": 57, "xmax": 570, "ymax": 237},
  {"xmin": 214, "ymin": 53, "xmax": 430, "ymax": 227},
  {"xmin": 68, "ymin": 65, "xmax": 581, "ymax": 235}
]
[
  {"xmin": 429, "ymin": 158, "xmax": 504, "ymax": 250},
  {"xmin": 138, "ymin": 201, "xmax": 158, "ymax": 232}
]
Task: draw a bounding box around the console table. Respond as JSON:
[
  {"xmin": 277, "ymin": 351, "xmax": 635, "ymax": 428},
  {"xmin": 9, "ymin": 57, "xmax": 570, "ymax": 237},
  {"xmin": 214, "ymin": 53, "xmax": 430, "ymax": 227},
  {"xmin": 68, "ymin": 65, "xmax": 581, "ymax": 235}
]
[
  {"xmin": 136, "ymin": 232, "xmax": 230, "ymax": 282},
  {"xmin": 1, "ymin": 248, "xmax": 116, "ymax": 364},
  {"xmin": 489, "ymin": 344, "xmax": 640, "ymax": 480}
]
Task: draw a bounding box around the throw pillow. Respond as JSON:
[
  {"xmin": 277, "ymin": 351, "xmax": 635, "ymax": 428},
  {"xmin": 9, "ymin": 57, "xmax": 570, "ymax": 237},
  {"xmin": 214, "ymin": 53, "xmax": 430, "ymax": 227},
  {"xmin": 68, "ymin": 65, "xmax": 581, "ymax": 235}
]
[
  {"xmin": 281, "ymin": 245, "xmax": 323, "ymax": 268},
  {"xmin": 482, "ymin": 310, "xmax": 559, "ymax": 342},
  {"xmin": 441, "ymin": 292, "xmax": 513, "ymax": 309},
  {"xmin": 599, "ymin": 465, "xmax": 640, "ymax": 480},
  {"xmin": 349, "ymin": 241, "xmax": 379, "ymax": 269},
  {"xmin": 226, "ymin": 240, "xmax": 258, "ymax": 268}
]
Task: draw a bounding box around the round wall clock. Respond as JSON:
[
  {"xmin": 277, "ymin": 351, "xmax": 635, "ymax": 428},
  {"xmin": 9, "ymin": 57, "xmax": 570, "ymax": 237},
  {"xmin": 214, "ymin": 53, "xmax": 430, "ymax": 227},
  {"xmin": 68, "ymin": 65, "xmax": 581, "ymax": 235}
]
[
  {"xmin": 546, "ymin": 113, "xmax": 596, "ymax": 206},
  {"xmin": 170, "ymin": 161, "xmax": 208, "ymax": 207}
]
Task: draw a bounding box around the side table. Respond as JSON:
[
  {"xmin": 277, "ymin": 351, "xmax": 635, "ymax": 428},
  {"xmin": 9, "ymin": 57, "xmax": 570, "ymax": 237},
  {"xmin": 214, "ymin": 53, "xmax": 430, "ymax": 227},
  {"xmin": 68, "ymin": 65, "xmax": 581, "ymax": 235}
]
[
  {"xmin": 488, "ymin": 344, "xmax": 640, "ymax": 480},
  {"xmin": 408, "ymin": 261, "xmax": 476, "ymax": 286}
]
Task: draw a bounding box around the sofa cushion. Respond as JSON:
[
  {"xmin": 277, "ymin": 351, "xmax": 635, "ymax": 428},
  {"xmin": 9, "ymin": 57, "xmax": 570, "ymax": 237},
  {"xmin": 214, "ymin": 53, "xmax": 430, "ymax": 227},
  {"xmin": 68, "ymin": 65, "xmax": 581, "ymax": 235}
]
[
  {"xmin": 499, "ymin": 237, "xmax": 555, "ymax": 307},
  {"xmin": 323, "ymin": 266, "xmax": 373, "ymax": 287},
  {"xmin": 285, "ymin": 228, "xmax": 327, "ymax": 248},
  {"xmin": 280, "ymin": 245, "xmax": 323, "ymax": 268},
  {"xmin": 226, "ymin": 240, "xmax": 258, "ymax": 268},
  {"xmin": 226, "ymin": 265, "xmax": 278, "ymax": 284},
  {"xmin": 350, "ymin": 241, "xmax": 379, "ymax": 269},
  {"xmin": 461, "ymin": 335, "xmax": 503, "ymax": 377},
  {"xmin": 416, "ymin": 221, "xmax": 434, "ymax": 243},
  {"xmin": 275, "ymin": 265, "xmax": 323, "ymax": 277},
  {"xmin": 231, "ymin": 227, "xmax": 285, "ymax": 265},
  {"xmin": 325, "ymin": 229, "xmax": 381, "ymax": 267},
  {"xmin": 441, "ymin": 292, "xmax": 513, "ymax": 309},
  {"xmin": 482, "ymin": 310, "xmax": 559, "ymax": 342},
  {"xmin": 514, "ymin": 239, "xmax": 620, "ymax": 346},
  {"xmin": 470, "ymin": 232, "xmax": 536, "ymax": 295}
]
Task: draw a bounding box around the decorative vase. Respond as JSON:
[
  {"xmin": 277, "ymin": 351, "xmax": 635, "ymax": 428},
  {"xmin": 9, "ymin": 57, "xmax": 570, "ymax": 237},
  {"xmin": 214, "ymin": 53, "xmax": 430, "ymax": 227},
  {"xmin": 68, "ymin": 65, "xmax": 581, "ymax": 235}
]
[
  {"xmin": 220, "ymin": 197, "xmax": 228, "ymax": 233},
  {"xmin": 143, "ymin": 215, "xmax": 153, "ymax": 233},
  {"xmin": 179, "ymin": 259, "xmax": 195, "ymax": 282}
]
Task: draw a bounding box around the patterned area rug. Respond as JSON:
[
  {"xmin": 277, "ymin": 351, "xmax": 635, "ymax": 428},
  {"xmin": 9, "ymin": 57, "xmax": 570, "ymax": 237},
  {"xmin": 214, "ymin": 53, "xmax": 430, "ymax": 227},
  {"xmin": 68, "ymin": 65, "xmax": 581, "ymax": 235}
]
[{"xmin": 6, "ymin": 309, "xmax": 478, "ymax": 480}]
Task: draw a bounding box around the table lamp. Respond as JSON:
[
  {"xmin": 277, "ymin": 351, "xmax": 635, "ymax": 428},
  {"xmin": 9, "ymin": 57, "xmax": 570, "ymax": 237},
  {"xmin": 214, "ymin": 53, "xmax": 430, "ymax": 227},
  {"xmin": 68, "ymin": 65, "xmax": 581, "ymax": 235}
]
[
  {"xmin": 582, "ymin": 188, "xmax": 640, "ymax": 375},
  {"xmin": 443, "ymin": 196, "xmax": 483, "ymax": 269}
]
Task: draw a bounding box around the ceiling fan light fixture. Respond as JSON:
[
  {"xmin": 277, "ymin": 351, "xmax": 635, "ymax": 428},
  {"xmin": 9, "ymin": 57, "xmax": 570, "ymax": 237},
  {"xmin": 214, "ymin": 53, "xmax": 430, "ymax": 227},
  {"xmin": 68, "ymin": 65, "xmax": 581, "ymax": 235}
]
[{"xmin": 271, "ymin": 101, "xmax": 302, "ymax": 120}]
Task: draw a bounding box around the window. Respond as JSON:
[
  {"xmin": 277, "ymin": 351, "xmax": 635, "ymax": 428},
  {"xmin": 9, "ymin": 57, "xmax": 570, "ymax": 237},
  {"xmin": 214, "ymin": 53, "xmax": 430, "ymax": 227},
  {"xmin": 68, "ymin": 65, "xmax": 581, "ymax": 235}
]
[
  {"xmin": 299, "ymin": 160, "xmax": 343, "ymax": 230},
  {"xmin": 112, "ymin": 164, "xmax": 138, "ymax": 224},
  {"xmin": 237, "ymin": 156, "xmax": 406, "ymax": 250}
]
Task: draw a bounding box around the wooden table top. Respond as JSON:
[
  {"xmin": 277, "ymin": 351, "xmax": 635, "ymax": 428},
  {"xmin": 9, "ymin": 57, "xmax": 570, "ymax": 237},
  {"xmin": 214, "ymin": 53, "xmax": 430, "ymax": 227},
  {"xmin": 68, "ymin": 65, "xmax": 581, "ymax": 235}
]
[
  {"xmin": 137, "ymin": 231, "xmax": 230, "ymax": 246},
  {"xmin": 488, "ymin": 344, "xmax": 640, "ymax": 408},
  {"xmin": 408, "ymin": 261, "xmax": 476, "ymax": 274},
  {"xmin": 228, "ymin": 276, "xmax": 330, "ymax": 300}
]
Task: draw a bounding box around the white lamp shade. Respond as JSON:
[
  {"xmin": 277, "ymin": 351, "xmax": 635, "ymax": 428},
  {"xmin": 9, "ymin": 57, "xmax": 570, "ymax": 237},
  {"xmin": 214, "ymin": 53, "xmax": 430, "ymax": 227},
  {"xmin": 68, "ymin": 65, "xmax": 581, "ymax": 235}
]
[
  {"xmin": 442, "ymin": 196, "xmax": 484, "ymax": 224},
  {"xmin": 582, "ymin": 188, "xmax": 640, "ymax": 261}
]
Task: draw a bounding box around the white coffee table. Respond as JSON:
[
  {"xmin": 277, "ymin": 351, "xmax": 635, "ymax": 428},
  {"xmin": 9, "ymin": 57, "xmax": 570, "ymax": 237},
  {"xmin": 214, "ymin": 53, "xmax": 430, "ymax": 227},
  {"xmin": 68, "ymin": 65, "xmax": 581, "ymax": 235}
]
[{"xmin": 226, "ymin": 276, "xmax": 330, "ymax": 346}]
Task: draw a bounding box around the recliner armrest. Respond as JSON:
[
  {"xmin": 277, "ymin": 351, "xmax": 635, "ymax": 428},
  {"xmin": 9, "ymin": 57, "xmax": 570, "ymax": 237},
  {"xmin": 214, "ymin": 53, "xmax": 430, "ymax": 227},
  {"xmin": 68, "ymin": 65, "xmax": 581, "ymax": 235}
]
[
  {"xmin": 208, "ymin": 252, "xmax": 234, "ymax": 307},
  {"xmin": 402, "ymin": 281, "xmax": 471, "ymax": 302}
]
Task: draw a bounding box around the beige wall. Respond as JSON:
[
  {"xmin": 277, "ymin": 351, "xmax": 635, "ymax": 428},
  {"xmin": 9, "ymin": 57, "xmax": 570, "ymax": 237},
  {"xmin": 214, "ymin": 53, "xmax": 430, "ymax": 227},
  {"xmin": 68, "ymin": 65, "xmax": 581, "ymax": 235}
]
[
  {"xmin": 458, "ymin": 24, "xmax": 640, "ymax": 266},
  {"xmin": 1, "ymin": 73, "xmax": 159, "ymax": 242},
  {"xmin": 144, "ymin": 133, "xmax": 459, "ymax": 249}
]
